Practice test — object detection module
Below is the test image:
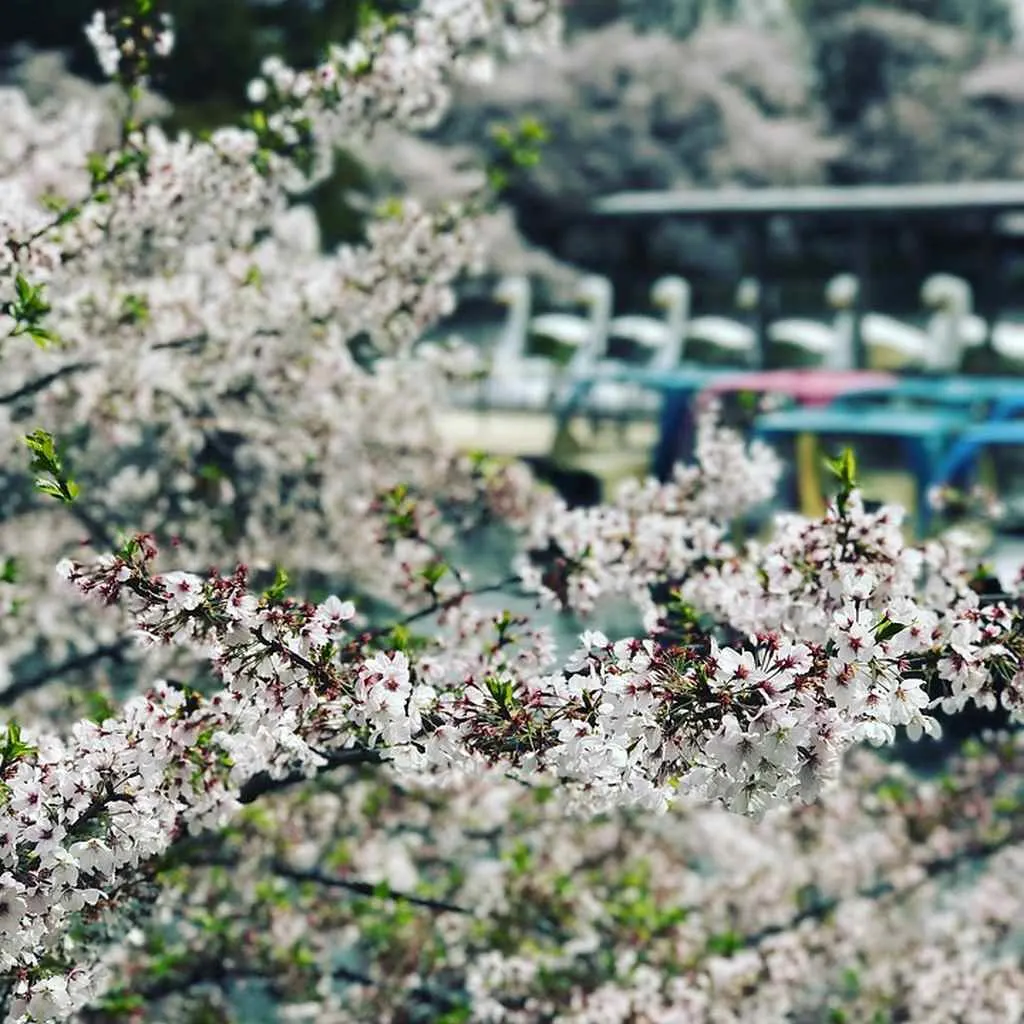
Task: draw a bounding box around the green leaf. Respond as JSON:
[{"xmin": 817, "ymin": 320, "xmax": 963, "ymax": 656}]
[
  {"xmin": 874, "ymin": 617, "xmax": 906, "ymax": 642},
  {"xmin": 150, "ymin": 951, "xmax": 187, "ymax": 979},
  {"xmin": 96, "ymin": 991, "xmax": 145, "ymax": 1015},
  {"xmin": 507, "ymin": 841, "xmax": 531, "ymax": 875},
  {"xmin": 26, "ymin": 325, "xmax": 58, "ymax": 348},
  {"xmin": 292, "ymin": 943, "xmax": 317, "ymax": 968},
  {"xmin": 962, "ymin": 737, "xmax": 985, "ymax": 759},
  {"xmin": 419, "ymin": 561, "xmax": 447, "ymax": 589},
  {"xmin": 378, "ymin": 197, "xmax": 404, "ymax": 220},
  {"xmin": 1, "ymin": 720, "xmax": 37, "ymax": 766},
  {"xmin": 840, "ymin": 967, "xmax": 861, "ymax": 996},
  {"xmin": 486, "ymin": 166, "xmax": 509, "ymax": 193},
  {"xmin": 874, "ymin": 779, "xmax": 909, "ymax": 804},
  {"xmin": 825, "ymin": 447, "xmax": 857, "ymax": 489},
  {"xmin": 119, "ymin": 293, "xmax": 150, "ymax": 325},
  {"xmin": 82, "ymin": 692, "xmax": 118, "ymax": 725},
  {"xmin": 706, "ymin": 930, "xmax": 743, "ymax": 956},
  {"xmin": 23, "ymin": 430, "xmax": 80, "ymax": 504},
  {"xmin": 54, "ymin": 206, "xmax": 81, "ymax": 227},
  {"xmin": 196, "ymin": 463, "xmax": 225, "ymax": 482},
  {"xmin": 263, "ymin": 565, "xmax": 290, "ymax": 604},
  {"xmin": 485, "ymin": 675, "xmax": 517, "ymax": 719},
  {"xmin": 15, "ymin": 275, "xmax": 30, "ymax": 305},
  {"xmin": 824, "ymin": 446, "xmax": 858, "ymax": 514}
]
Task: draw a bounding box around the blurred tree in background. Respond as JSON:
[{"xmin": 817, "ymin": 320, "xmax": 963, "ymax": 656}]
[
  {"xmin": 792, "ymin": 0, "xmax": 1014, "ymax": 43},
  {"xmin": 430, "ymin": 0, "xmax": 1024, "ymax": 312},
  {"xmin": 616, "ymin": 0, "xmax": 765, "ymax": 38},
  {"xmin": 569, "ymin": 0, "xmax": 1015, "ymax": 41}
]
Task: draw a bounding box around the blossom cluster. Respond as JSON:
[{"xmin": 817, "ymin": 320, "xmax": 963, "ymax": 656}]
[
  {"xmin": 246, "ymin": 0, "xmax": 564, "ymax": 168},
  {"xmin": 84, "ymin": 8, "xmax": 175, "ymax": 82},
  {"xmin": 517, "ymin": 404, "xmax": 782, "ymax": 619},
  {"xmin": 0, "ymin": 5, "xmax": 562, "ymax": 1012}
]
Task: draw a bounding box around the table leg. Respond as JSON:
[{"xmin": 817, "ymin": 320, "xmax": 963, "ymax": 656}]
[
  {"xmin": 907, "ymin": 436, "xmax": 944, "ymax": 536},
  {"xmin": 653, "ymin": 390, "xmax": 695, "ymax": 481},
  {"xmin": 795, "ymin": 432, "xmax": 826, "ymax": 518}
]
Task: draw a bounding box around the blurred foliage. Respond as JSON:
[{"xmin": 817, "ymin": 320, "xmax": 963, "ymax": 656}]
[
  {"xmin": 616, "ymin": 0, "xmax": 747, "ymax": 37},
  {"xmin": 563, "ymin": 0, "xmax": 1016, "ymax": 138},
  {"xmin": 565, "ymin": 0, "xmax": 741, "ymax": 37},
  {"xmin": 432, "ymin": 1, "xmax": 1024, "ymax": 313},
  {"xmin": 796, "ymin": 1, "xmax": 1014, "ymax": 134},
  {"xmin": 572, "ymin": 0, "xmax": 1015, "ymax": 42},
  {"xmin": 791, "ymin": 0, "xmax": 1013, "ymax": 41}
]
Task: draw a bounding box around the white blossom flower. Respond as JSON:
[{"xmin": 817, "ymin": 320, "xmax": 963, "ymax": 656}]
[{"xmin": 160, "ymin": 571, "xmax": 205, "ymax": 612}]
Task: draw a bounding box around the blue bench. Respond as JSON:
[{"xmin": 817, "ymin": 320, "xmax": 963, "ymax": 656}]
[
  {"xmin": 831, "ymin": 376, "xmax": 1024, "ymax": 417},
  {"xmin": 932, "ymin": 420, "xmax": 1024, "ymax": 492},
  {"xmin": 754, "ymin": 405, "xmax": 972, "ymax": 533}
]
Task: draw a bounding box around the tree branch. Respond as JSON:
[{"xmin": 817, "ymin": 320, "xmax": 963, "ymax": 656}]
[
  {"xmin": 270, "ymin": 859, "xmax": 469, "ymax": 914},
  {"xmin": 738, "ymin": 827, "xmax": 1024, "ymax": 952},
  {"xmin": 238, "ymin": 747, "xmax": 383, "ymax": 804},
  {"xmin": 0, "ymin": 361, "xmax": 98, "ymax": 405},
  {"xmin": 1, "ymin": 638, "xmax": 133, "ymax": 706}
]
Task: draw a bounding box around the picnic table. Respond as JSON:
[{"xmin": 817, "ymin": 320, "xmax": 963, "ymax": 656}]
[
  {"xmin": 654, "ymin": 369, "xmax": 898, "ymax": 478},
  {"xmin": 557, "ymin": 368, "xmax": 904, "ymax": 480}
]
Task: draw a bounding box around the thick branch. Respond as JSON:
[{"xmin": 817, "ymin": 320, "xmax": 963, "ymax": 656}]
[
  {"xmin": 0, "ymin": 361, "xmax": 98, "ymax": 405},
  {"xmin": 101, "ymin": 955, "xmax": 459, "ymax": 1015},
  {"xmin": 270, "ymin": 859, "xmax": 469, "ymax": 914},
  {"xmin": 1, "ymin": 639, "xmax": 133, "ymax": 707},
  {"xmin": 739, "ymin": 828, "xmax": 1024, "ymax": 952},
  {"xmin": 238, "ymin": 747, "xmax": 383, "ymax": 804}
]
